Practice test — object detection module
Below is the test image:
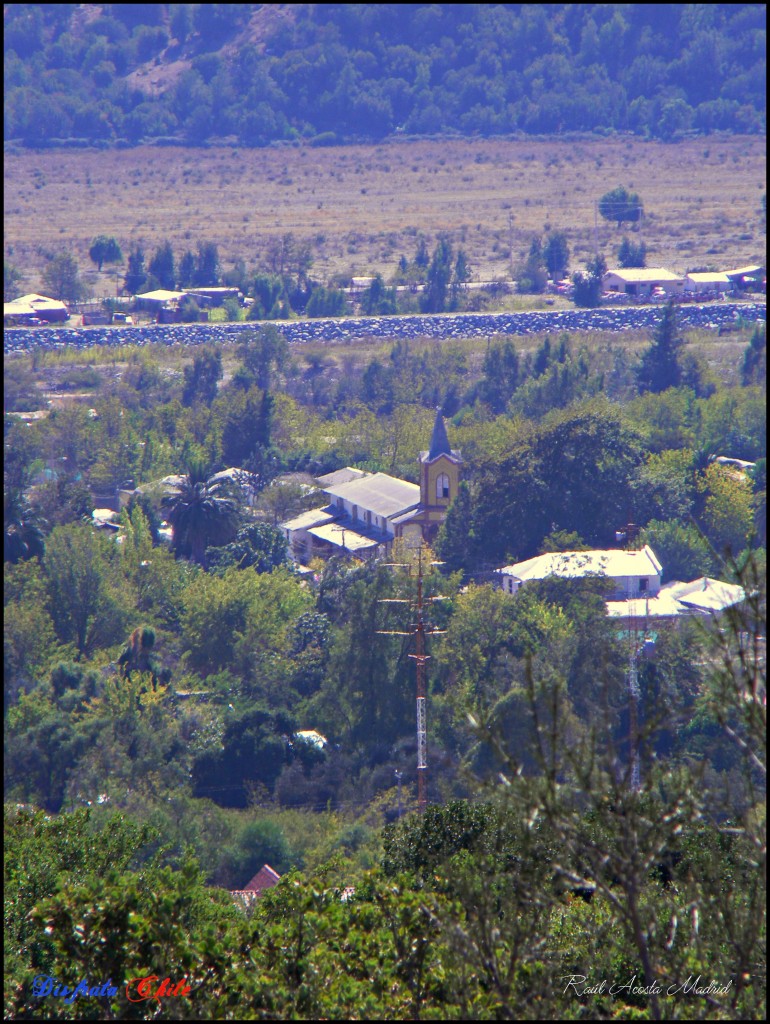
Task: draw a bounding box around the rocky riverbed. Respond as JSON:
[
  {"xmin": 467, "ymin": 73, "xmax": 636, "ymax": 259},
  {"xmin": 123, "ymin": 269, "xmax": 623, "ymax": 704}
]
[{"xmin": 4, "ymin": 302, "xmax": 765, "ymax": 354}]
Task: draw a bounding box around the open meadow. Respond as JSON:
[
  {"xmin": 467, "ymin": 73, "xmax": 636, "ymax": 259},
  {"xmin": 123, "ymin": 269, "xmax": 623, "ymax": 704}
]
[{"xmin": 4, "ymin": 134, "xmax": 766, "ymax": 296}]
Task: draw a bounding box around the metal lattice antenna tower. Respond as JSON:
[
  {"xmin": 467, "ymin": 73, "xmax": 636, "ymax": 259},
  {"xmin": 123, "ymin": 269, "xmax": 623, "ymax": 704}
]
[
  {"xmin": 619, "ymin": 516, "xmax": 643, "ymax": 792},
  {"xmin": 377, "ymin": 545, "xmax": 447, "ymax": 814}
]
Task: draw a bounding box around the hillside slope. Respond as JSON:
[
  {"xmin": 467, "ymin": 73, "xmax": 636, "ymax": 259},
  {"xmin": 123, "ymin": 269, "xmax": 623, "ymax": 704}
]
[{"xmin": 4, "ymin": 3, "xmax": 766, "ymax": 149}]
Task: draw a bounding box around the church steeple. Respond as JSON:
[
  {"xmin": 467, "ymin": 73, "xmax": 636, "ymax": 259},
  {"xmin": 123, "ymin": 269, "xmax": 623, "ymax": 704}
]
[{"xmin": 426, "ymin": 408, "xmax": 452, "ymax": 461}]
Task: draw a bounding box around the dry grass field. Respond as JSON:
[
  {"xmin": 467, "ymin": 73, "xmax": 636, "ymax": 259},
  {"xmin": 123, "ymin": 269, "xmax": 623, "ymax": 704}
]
[{"xmin": 4, "ymin": 135, "xmax": 766, "ymax": 296}]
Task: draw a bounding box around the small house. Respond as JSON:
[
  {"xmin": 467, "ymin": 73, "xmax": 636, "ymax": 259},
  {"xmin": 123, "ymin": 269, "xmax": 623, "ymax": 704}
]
[
  {"xmin": 497, "ymin": 545, "xmax": 663, "ymax": 600},
  {"xmin": 4, "ymin": 293, "xmax": 69, "ymax": 323}
]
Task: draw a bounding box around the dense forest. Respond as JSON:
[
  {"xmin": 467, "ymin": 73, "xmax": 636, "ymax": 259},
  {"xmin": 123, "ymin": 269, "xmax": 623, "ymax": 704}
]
[
  {"xmin": 4, "ymin": 305, "xmax": 766, "ymax": 1016},
  {"xmin": 4, "ymin": 3, "xmax": 766, "ymax": 149}
]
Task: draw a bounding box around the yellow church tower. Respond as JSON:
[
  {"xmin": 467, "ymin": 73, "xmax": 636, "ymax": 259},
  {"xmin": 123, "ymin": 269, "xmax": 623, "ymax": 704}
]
[{"xmin": 416, "ymin": 409, "xmax": 462, "ymax": 543}]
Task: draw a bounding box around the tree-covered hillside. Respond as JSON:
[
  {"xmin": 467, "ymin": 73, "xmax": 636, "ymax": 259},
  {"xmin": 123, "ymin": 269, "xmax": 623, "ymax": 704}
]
[{"xmin": 4, "ymin": 3, "xmax": 766, "ymax": 149}]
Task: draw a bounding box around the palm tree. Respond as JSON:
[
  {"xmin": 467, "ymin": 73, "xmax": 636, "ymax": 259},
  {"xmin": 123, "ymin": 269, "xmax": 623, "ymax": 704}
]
[
  {"xmin": 162, "ymin": 460, "xmax": 240, "ymax": 567},
  {"xmin": 4, "ymin": 487, "xmax": 46, "ymax": 564}
]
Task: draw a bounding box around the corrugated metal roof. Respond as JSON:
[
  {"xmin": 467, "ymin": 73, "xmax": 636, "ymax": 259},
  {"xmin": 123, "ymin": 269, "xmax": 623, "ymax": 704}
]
[
  {"xmin": 281, "ymin": 508, "xmax": 336, "ymax": 531},
  {"xmin": 322, "ymin": 472, "xmax": 420, "ymax": 519},
  {"xmin": 606, "ymin": 593, "xmax": 683, "ymax": 619},
  {"xmin": 390, "ymin": 507, "xmax": 423, "ymax": 525},
  {"xmin": 315, "ymin": 467, "xmax": 371, "ymax": 487},
  {"xmin": 308, "ymin": 522, "xmax": 381, "ymax": 551},
  {"xmin": 499, "ymin": 545, "xmax": 662, "ymax": 582}
]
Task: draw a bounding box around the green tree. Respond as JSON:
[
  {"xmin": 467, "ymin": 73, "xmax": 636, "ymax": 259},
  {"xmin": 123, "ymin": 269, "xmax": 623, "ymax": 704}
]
[
  {"xmin": 699, "ymin": 462, "xmax": 754, "ymax": 556},
  {"xmin": 219, "ymin": 386, "xmax": 276, "ymax": 479},
  {"xmin": 148, "ymin": 240, "xmax": 176, "ymax": 290},
  {"xmin": 516, "ymin": 236, "xmax": 548, "ymax": 294},
  {"xmin": 162, "ymin": 460, "xmax": 240, "ymax": 567},
  {"xmin": 421, "ymin": 236, "xmax": 453, "ymax": 313},
  {"xmin": 4, "ymin": 487, "xmax": 46, "ymax": 564},
  {"xmin": 194, "ymin": 241, "xmax": 220, "ymax": 286},
  {"xmin": 741, "ymin": 323, "xmax": 766, "ymax": 386},
  {"xmin": 182, "ymin": 347, "xmax": 223, "ymax": 405},
  {"xmin": 88, "ymin": 235, "xmax": 122, "ymax": 273},
  {"xmin": 636, "ymin": 301, "xmax": 686, "ymax": 393},
  {"xmin": 571, "ymin": 254, "xmax": 606, "ymax": 307},
  {"xmin": 237, "ymin": 325, "xmax": 289, "ymax": 390},
  {"xmin": 543, "ymin": 231, "xmax": 570, "ymax": 278},
  {"xmin": 177, "ymin": 249, "xmax": 197, "ymax": 288},
  {"xmin": 41, "ymin": 252, "xmax": 84, "ymax": 303},
  {"xmin": 472, "ymin": 402, "xmax": 645, "ymax": 562},
  {"xmin": 598, "ymin": 185, "xmax": 643, "ymax": 227},
  {"xmin": 641, "ymin": 518, "xmax": 716, "ymax": 583},
  {"xmin": 123, "ymin": 245, "xmax": 147, "ymax": 295},
  {"xmin": 207, "ymin": 521, "xmax": 290, "ymax": 574},
  {"xmin": 477, "ymin": 339, "xmax": 521, "ymax": 412},
  {"xmin": 4, "ymin": 259, "xmax": 22, "ymax": 301},
  {"xmin": 435, "ymin": 480, "xmax": 477, "ymax": 574},
  {"xmin": 361, "ymin": 273, "xmax": 397, "ymax": 315},
  {"xmin": 617, "ymin": 235, "xmax": 647, "ymax": 268},
  {"xmin": 43, "ymin": 522, "xmax": 130, "ymax": 658}
]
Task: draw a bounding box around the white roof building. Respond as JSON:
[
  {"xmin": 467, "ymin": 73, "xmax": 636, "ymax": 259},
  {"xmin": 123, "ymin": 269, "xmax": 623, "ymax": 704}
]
[
  {"xmin": 606, "ymin": 577, "xmax": 745, "ymax": 622},
  {"xmin": 684, "ymin": 272, "xmax": 733, "ymax": 293},
  {"xmin": 4, "ymin": 293, "xmax": 69, "ymax": 321},
  {"xmin": 603, "ymin": 268, "xmax": 685, "ymax": 297},
  {"xmin": 136, "ymin": 288, "xmax": 187, "ymax": 306},
  {"xmin": 497, "ymin": 545, "xmax": 663, "ymax": 600}
]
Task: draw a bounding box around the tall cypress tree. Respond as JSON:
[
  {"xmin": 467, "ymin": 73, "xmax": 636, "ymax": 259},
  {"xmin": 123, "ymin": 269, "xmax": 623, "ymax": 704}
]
[{"xmin": 635, "ymin": 302, "xmax": 685, "ymax": 393}]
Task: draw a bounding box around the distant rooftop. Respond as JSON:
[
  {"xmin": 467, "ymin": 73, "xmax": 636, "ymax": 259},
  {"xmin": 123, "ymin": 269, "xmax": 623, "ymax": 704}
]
[
  {"xmin": 607, "ymin": 576, "xmax": 745, "ymax": 619},
  {"xmin": 315, "ymin": 467, "xmax": 370, "ymax": 487},
  {"xmin": 605, "ymin": 268, "xmax": 684, "ymax": 282}
]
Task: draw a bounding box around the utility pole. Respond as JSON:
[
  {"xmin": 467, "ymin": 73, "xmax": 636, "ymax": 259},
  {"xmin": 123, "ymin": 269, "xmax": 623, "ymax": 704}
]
[
  {"xmin": 377, "ymin": 546, "xmax": 447, "ymax": 813},
  {"xmin": 594, "ymin": 201, "xmax": 599, "ymax": 260}
]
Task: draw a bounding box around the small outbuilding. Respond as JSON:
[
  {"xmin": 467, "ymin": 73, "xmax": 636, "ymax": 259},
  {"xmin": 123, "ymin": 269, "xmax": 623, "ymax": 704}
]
[
  {"xmin": 724, "ymin": 265, "xmax": 765, "ymax": 292},
  {"xmin": 683, "ymin": 272, "xmax": 733, "ymax": 297}
]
